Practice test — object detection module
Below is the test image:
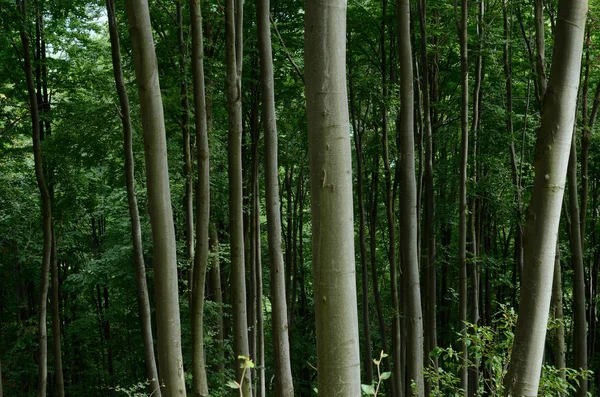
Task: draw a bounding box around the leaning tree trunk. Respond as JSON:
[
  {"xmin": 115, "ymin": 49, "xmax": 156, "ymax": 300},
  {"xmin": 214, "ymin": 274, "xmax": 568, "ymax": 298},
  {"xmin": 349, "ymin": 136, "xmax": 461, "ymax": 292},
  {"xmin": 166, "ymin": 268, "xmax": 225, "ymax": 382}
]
[
  {"xmin": 225, "ymin": 0, "xmax": 251, "ymax": 392},
  {"xmin": 567, "ymin": 133, "xmax": 588, "ymax": 396},
  {"xmin": 124, "ymin": 0, "xmax": 187, "ymax": 394},
  {"xmin": 256, "ymin": 0, "xmax": 295, "ymax": 393},
  {"xmin": 105, "ymin": 0, "xmax": 161, "ymax": 392},
  {"xmin": 18, "ymin": 2, "xmax": 52, "ymax": 395},
  {"xmin": 397, "ymin": 0, "xmax": 424, "ymax": 393},
  {"xmin": 305, "ymin": 0, "xmax": 361, "ymax": 394},
  {"xmin": 503, "ymin": 0, "xmax": 587, "ymax": 394},
  {"xmin": 189, "ymin": 0, "xmax": 210, "ymax": 394}
]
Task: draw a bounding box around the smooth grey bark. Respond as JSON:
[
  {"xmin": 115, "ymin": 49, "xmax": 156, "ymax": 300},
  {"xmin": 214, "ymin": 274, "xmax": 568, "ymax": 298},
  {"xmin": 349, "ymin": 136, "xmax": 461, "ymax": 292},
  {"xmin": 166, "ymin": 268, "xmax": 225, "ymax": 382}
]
[
  {"xmin": 397, "ymin": 0, "xmax": 424, "ymax": 393},
  {"xmin": 225, "ymin": 0, "xmax": 251, "ymax": 392},
  {"xmin": 551, "ymin": 242, "xmax": 566, "ymax": 395},
  {"xmin": 305, "ymin": 0, "xmax": 361, "ymax": 394},
  {"xmin": 50, "ymin": 229, "xmax": 64, "ymax": 397},
  {"xmin": 503, "ymin": 0, "xmax": 587, "ymax": 394},
  {"xmin": 455, "ymin": 0, "xmax": 469, "ymax": 390},
  {"xmin": 105, "ymin": 0, "xmax": 161, "ymax": 392},
  {"xmin": 18, "ymin": 2, "xmax": 52, "ymax": 394},
  {"xmin": 256, "ymin": 0, "xmax": 294, "ymax": 393},
  {"xmin": 567, "ymin": 134, "xmax": 588, "ymax": 396},
  {"xmin": 189, "ymin": 0, "xmax": 210, "ymax": 394},
  {"xmin": 124, "ymin": 0, "xmax": 186, "ymax": 394}
]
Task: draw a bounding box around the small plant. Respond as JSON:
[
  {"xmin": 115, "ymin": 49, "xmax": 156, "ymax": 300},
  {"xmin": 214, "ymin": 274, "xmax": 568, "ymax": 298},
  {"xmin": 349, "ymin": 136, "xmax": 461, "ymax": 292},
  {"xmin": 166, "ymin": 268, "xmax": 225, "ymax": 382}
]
[
  {"xmin": 111, "ymin": 379, "xmax": 161, "ymax": 397},
  {"xmin": 361, "ymin": 350, "xmax": 391, "ymax": 396},
  {"xmin": 226, "ymin": 355, "xmax": 254, "ymax": 397}
]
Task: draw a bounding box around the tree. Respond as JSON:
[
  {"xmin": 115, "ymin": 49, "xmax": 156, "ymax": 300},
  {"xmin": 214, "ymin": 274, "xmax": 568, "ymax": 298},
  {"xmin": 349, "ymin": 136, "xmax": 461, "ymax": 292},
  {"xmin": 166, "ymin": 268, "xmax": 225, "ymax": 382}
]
[
  {"xmin": 256, "ymin": 0, "xmax": 295, "ymax": 393},
  {"xmin": 397, "ymin": 0, "xmax": 424, "ymax": 393},
  {"xmin": 189, "ymin": 0, "xmax": 210, "ymax": 394},
  {"xmin": 504, "ymin": 0, "xmax": 588, "ymax": 393},
  {"xmin": 124, "ymin": 0, "xmax": 187, "ymax": 394},
  {"xmin": 305, "ymin": 0, "xmax": 361, "ymax": 394}
]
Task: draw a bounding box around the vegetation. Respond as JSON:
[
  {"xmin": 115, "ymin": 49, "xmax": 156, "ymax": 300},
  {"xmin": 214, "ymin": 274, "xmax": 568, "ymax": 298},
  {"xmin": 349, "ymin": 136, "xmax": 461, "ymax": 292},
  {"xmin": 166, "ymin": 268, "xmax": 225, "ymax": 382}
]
[{"xmin": 0, "ymin": 0, "xmax": 598, "ymax": 395}]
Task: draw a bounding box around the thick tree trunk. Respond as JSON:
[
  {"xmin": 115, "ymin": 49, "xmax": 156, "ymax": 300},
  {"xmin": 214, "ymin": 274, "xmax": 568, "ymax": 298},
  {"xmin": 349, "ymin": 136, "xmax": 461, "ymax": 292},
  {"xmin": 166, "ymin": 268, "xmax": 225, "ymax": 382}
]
[
  {"xmin": 397, "ymin": 0, "xmax": 424, "ymax": 394},
  {"xmin": 256, "ymin": 0, "xmax": 295, "ymax": 393},
  {"xmin": 105, "ymin": 0, "xmax": 161, "ymax": 392},
  {"xmin": 567, "ymin": 134, "xmax": 588, "ymax": 396},
  {"xmin": 125, "ymin": 0, "xmax": 187, "ymax": 394},
  {"xmin": 503, "ymin": 0, "xmax": 587, "ymax": 393},
  {"xmin": 225, "ymin": 0, "xmax": 251, "ymax": 392},
  {"xmin": 18, "ymin": 2, "xmax": 52, "ymax": 394},
  {"xmin": 305, "ymin": 0, "xmax": 361, "ymax": 394},
  {"xmin": 189, "ymin": 0, "xmax": 210, "ymax": 393}
]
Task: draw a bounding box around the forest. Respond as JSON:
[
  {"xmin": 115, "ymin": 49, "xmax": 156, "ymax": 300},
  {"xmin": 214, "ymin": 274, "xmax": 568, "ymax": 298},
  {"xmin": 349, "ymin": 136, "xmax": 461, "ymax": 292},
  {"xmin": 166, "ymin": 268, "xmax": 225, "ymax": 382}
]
[{"xmin": 0, "ymin": 0, "xmax": 597, "ymax": 394}]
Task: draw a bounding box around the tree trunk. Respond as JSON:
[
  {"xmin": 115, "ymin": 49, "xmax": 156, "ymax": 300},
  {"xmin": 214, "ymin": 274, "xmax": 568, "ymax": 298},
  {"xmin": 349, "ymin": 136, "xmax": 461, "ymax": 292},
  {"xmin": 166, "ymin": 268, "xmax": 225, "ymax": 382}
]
[
  {"xmin": 503, "ymin": 0, "xmax": 587, "ymax": 393},
  {"xmin": 305, "ymin": 0, "xmax": 361, "ymax": 393},
  {"xmin": 125, "ymin": 0, "xmax": 187, "ymax": 393},
  {"xmin": 534, "ymin": 0, "xmax": 547, "ymax": 102},
  {"xmin": 456, "ymin": 0, "xmax": 469, "ymax": 390},
  {"xmin": 50, "ymin": 229, "xmax": 65, "ymax": 397},
  {"xmin": 256, "ymin": 0, "xmax": 295, "ymax": 393},
  {"xmin": 551, "ymin": 242, "xmax": 566, "ymax": 395},
  {"xmin": 105, "ymin": 0, "xmax": 161, "ymax": 392},
  {"xmin": 567, "ymin": 133, "xmax": 588, "ymax": 396},
  {"xmin": 397, "ymin": 0, "xmax": 424, "ymax": 393},
  {"xmin": 18, "ymin": 2, "xmax": 52, "ymax": 394},
  {"xmin": 189, "ymin": 0, "xmax": 210, "ymax": 394},
  {"xmin": 225, "ymin": 0, "xmax": 251, "ymax": 392}
]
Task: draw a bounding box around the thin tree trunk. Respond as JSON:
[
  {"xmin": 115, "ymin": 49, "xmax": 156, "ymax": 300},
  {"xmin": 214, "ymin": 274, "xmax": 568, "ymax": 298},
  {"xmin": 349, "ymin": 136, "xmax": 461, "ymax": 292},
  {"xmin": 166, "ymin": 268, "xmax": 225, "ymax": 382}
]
[
  {"xmin": 305, "ymin": 0, "xmax": 361, "ymax": 393},
  {"xmin": 18, "ymin": 2, "xmax": 52, "ymax": 394},
  {"xmin": 225, "ymin": 0, "xmax": 251, "ymax": 391},
  {"xmin": 105, "ymin": 0, "xmax": 161, "ymax": 391},
  {"xmin": 178, "ymin": 0, "xmax": 194, "ymax": 272},
  {"xmin": 51, "ymin": 228, "xmax": 65, "ymax": 397},
  {"xmin": 210, "ymin": 226, "xmax": 225, "ymax": 372},
  {"xmin": 125, "ymin": 0, "xmax": 187, "ymax": 393},
  {"xmin": 397, "ymin": 0, "xmax": 424, "ymax": 393},
  {"xmin": 256, "ymin": 0, "xmax": 294, "ymax": 392},
  {"xmin": 456, "ymin": 0, "xmax": 469, "ymax": 390},
  {"xmin": 503, "ymin": 0, "xmax": 587, "ymax": 393},
  {"xmin": 551, "ymin": 242, "xmax": 566, "ymax": 395},
  {"xmin": 567, "ymin": 133, "xmax": 588, "ymax": 395},
  {"xmin": 189, "ymin": 0, "xmax": 210, "ymax": 393},
  {"xmin": 534, "ymin": 0, "xmax": 547, "ymax": 103}
]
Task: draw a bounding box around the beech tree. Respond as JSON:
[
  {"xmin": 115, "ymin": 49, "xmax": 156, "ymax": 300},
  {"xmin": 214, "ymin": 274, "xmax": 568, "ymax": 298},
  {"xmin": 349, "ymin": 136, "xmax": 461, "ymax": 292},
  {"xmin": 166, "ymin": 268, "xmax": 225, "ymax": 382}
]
[{"xmin": 305, "ymin": 0, "xmax": 361, "ymax": 395}]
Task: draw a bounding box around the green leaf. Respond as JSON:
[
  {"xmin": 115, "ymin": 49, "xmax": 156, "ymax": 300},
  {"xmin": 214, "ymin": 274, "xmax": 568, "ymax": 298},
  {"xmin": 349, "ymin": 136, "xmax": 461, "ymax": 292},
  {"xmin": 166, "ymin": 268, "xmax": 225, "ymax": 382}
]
[
  {"xmin": 380, "ymin": 372, "xmax": 391, "ymax": 380},
  {"xmin": 361, "ymin": 384, "xmax": 375, "ymax": 395},
  {"xmin": 226, "ymin": 381, "xmax": 240, "ymax": 389}
]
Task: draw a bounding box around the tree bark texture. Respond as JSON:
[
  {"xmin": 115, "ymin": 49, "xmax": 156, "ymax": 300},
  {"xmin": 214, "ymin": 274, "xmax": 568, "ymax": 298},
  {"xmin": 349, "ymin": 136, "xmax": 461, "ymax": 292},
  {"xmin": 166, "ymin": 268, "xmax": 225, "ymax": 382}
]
[
  {"xmin": 305, "ymin": 0, "xmax": 361, "ymax": 394},
  {"xmin": 504, "ymin": 0, "xmax": 587, "ymax": 394}
]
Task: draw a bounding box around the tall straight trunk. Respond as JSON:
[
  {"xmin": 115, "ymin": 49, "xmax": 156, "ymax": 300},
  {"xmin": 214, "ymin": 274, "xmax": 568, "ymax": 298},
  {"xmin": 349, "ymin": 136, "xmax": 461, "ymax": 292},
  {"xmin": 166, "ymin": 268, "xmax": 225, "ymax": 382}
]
[
  {"xmin": 380, "ymin": 1, "xmax": 402, "ymax": 393},
  {"xmin": 305, "ymin": 0, "xmax": 361, "ymax": 394},
  {"xmin": 503, "ymin": 0, "xmax": 587, "ymax": 393},
  {"xmin": 18, "ymin": 2, "xmax": 52, "ymax": 395},
  {"xmin": 456, "ymin": 0, "xmax": 469, "ymax": 391},
  {"xmin": 105, "ymin": 0, "xmax": 161, "ymax": 392},
  {"xmin": 210, "ymin": 227, "xmax": 225, "ymax": 372},
  {"xmin": 225, "ymin": 0, "xmax": 251, "ymax": 392},
  {"xmin": 50, "ymin": 228, "xmax": 65, "ymax": 397},
  {"xmin": 189, "ymin": 0, "xmax": 210, "ymax": 393},
  {"xmin": 256, "ymin": 0, "xmax": 294, "ymax": 393},
  {"xmin": 417, "ymin": 0, "xmax": 437, "ymax": 380},
  {"xmin": 125, "ymin": 0, "xmax": 187, "ymax": 394},
  {"xmin": 177, "ymin": 0, "xmax": 194, "ymax": 270},
  {"xmin": 551, "ymin": 242, "xmax": 566, "ymax": 395},
  {"xmin": 397, "ymin": 0, "xmax": 424, "ymax": 393},
  {"xmin": 567, "ymin": 134, "xmax": 588, "ymax": 395}
]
